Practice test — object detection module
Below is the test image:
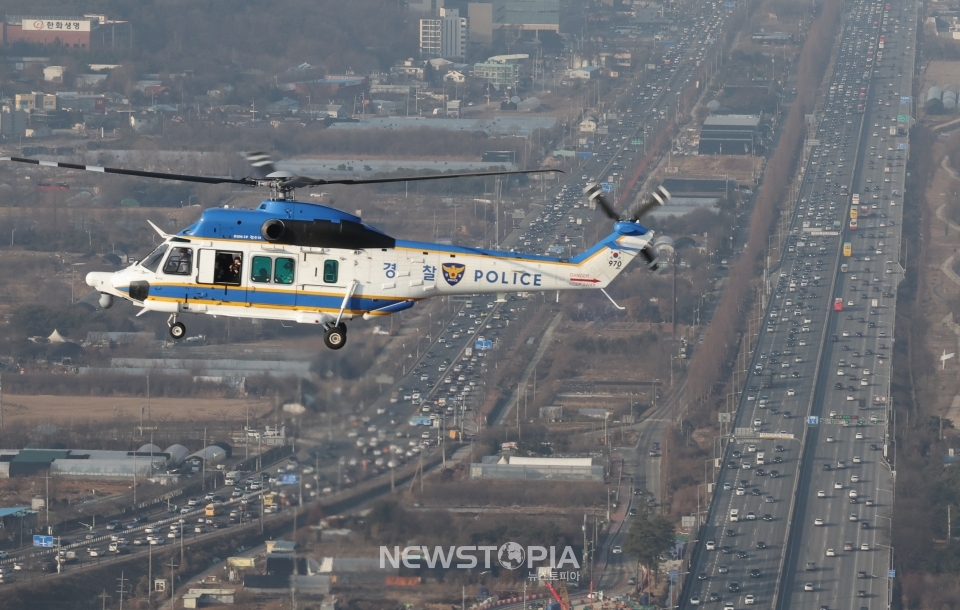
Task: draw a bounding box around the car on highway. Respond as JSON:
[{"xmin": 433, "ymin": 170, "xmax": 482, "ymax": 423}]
[
  {"xmin": 814, "ymin": 518, "xmax": 824, "ymax": 526},
  {"xmin": 611, "ymin": 546, "xmax": 622, "ymax": 554}
]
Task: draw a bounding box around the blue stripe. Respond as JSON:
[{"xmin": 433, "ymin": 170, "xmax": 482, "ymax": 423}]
[{"xmin": 121, "ymin": 285, "xmax": 409, "ymax": 312}]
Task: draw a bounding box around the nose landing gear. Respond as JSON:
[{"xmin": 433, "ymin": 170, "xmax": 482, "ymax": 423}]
[
  {"xmin": 167, "ymin": 314, "xmax": 186, "ymax": 340},
  {"xmin": 323, "ymin": 323, "xmax": 347, "ymax": 350}
]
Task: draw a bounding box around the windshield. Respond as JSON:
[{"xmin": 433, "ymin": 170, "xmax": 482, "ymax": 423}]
[{"xmin": 140, "ymin": 244, "xmax": 169, "ymax": 272}]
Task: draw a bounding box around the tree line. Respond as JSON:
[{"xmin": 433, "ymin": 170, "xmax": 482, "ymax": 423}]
[{"xmin": 684, "ymin": 0, "xmax": 842, "ymax": 406}]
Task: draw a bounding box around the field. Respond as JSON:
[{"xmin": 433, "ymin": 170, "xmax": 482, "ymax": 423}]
[{"xmin": 0, "ymin": 395, "xmax": 271, "ymax": 424}]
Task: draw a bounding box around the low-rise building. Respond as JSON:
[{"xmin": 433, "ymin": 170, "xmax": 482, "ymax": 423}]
[{"xmin": 470, "ymin": 455, "xmax": 603, "ymax": 481}]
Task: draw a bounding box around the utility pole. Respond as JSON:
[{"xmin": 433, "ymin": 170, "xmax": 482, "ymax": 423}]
[
  {"xmin": 44, "ymin": 471, "xmax": 50, "ymax": 531},
  {"xmin": 169, "ymin": 557, "xmax": 179, "ymax": 600},
  {"xmin": 116, "ymin": 571, "xmax": 128, "ymax": 610},
  {"xmin": 99, "ymin": 589, "xmax": 109, "ymax": 610},
  {"xmin": 202, "ymin": 427, "xmax": 207, "ymax": 491},
  {"xmin": 148, "ymin": 542, "xmax": 153, "ymax": 610}
]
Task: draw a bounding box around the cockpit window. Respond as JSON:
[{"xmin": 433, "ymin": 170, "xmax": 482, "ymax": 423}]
[
  {"xmin": 274, "ymin": 257, "xmax": 295, "ymax": 284},
  {"xmin": 163, "ymin": 247, "xmax": 193, "ymax": 275},
  {"xmin": 140, "ymin": 244, "xmax": 169, "ymax": 273}
]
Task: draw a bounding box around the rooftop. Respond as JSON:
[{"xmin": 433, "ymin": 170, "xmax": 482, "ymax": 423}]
[
  {"xmin": 702, "ymin": 114, "xmax": 762, "ymax": 128},
  {"xmin": 327, "ymin": 116, "xmax": 557, "ymax": 136}
]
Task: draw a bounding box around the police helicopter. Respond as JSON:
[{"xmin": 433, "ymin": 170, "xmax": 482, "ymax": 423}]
[{"xmin": 2, "ymin": 154, "xmax": 669, "ymax": 349}]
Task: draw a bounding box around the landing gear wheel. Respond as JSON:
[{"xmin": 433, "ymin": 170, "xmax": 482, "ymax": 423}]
[
  {"xmin": 169, "ymin": 322, "xmax": 186, "ymax": 340},
  {"xmin": 324, "ymin": 324, "xmax": 347, "ymax": 350}
]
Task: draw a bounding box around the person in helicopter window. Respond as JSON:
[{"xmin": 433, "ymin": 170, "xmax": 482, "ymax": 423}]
[
  {"xmin": 163, "ymin": 247, "xmax": 193, "ymax": 275},
  {"xmin": 214, "ymin": 252, "xmax": 242, "ymax": 285}
]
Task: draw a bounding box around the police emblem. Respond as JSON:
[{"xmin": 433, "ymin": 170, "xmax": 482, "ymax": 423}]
[{"xmin": 441, "ymin": 263, "xmax": 466, "ymax": 286}]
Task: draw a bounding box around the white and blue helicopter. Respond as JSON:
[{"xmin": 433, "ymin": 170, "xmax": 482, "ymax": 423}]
[{"xmin": 3, "ymin": 154, "xmax": 669, "ymax": 349}]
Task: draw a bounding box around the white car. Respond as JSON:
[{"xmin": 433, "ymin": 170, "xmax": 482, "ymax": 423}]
[
  {"xmin": 855, "ymin": 432, "xmax": 864, "ymax": 440},
  {"xmin": 827, "ymin": 436, "xmax": 835, "ymax": 443},
  {"xmin": 851, "ymin": 475, "xmax": 860, "ymax": 483},
  {"xmin": 736, "ymin": 487, "xmax": 746, "ymax": 496},
  {"xmin": 861, "ymin": 543, "xmax": 870, "ymax": 551},
  {"xmin": 706, "ymin": 540, "xmax": 717, "ymax": 550},
  {"xmin": 745, "ymin": 594, "xmax": 755, "ymax": 605},
  {"xmin": 690, "ymin": 596, "xmax": 701, "ymax": 605},
  {"xmin": 804, "ymin": 582, "xmax": 815, "ymax": 591},
  {"xmin": 835, "ymin": 481, "xmax": 843, "ymax": 489},
  {"xmin": 817, "ymin": 490, "xmax": 826, "ymax": 498},
  {"xmin": 826, "ymin": 548, "xmax": 836, "ymax": 557},
  {"xmin": 612, "ymin": 546, "xmax": 622, "ymax": 554},
  {"xmin": 745, "ymin": 512, "xmax": 756, "ymax": 521},
  {"xmin": 814, "ymin": 518, "xmax": 824, "ymax": 526},
  {"xmin": 787, "ymin": 388, "xmax": 796, "ymax": 396},
  {"xmin": 853, "ymin": 456, "xmax": 862, "ymax": 464}
]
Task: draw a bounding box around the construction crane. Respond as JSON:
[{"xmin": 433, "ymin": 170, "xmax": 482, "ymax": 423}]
[{"xmin": 544, "ymin": 580, "xmax": 572, "ymax": 610}]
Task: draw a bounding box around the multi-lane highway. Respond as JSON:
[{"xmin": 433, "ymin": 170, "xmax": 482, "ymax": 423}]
[
  {"xmin": 683, "ymin": 0, "xmax": 912, "ymax": 607},
  {"xmin": 778, "ymin": 0, "xmax": 915, "ymax": 607}
]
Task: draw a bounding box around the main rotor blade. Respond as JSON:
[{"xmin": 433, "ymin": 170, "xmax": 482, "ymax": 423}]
[
  {"xmin": 243, "ymin": 151, "xmax": 278, "ymax": 178},
  {"xmin": 583, "ymin": 183, "xmax": 620, "ymax": 221},
  {"xmin": 629, "ymin": 185, "xmax": 671, "ymax": 222},
  {"xmin": 297, "ymin": 168, "xmax": 563, "ymax": 187},
  {"xmin": 0, "ymin": 156, "xmax": 258, "ymax": 187}
]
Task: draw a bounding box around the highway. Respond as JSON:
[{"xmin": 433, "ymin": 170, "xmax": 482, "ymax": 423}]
[
  {"xmin": 777, "ymin": 0, "xmax": 914, "ymax": 607},
  {"xmin": 683, "ymin": 0, "xmax": 910, "ymax": 607}
]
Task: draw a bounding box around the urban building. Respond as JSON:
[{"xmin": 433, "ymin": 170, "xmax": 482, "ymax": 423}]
[
  {"xmin": 3, "ymin": 15, "xmax": 131, "ymax": 50},
  {"xmin": 0, "ymin": 444, "xmax": 191, "ymax": 478},
  {"xmin": 492, "ymin": 0, "xmax": 560, "ymax": 32},
  {"xmin": 568, "ymin": 66, "xmax": 599, "ymax": 80},
  {"xmin": 469, "ymin": 455, "xmax": 604, "ymax": 481},
  {"xmin": 327, "ymin": 115, "xmax": 556, "ymax": 136},
  {"xmin": 468, "ymin": 2, "xmax": 495, "ymax": 43},
  {"xmin": 473, "ymin": 61, "xmax": 518, "ymax": 87},
  {"xmin": 408, "ymin": 0, "xmax": 444, "ymax": 13},
  {"xmin": 751, "ymin": 31, "xmax": 793, "ymax": 45},
  {"xmin": 697, "ymin": 114, "xmax": 762, "ymax": 155},
  {"xmin": 419, "ymin": 8, "xmax": 468, "ymax": 59},
  {"xmin": 14, "ymin": 92, "xmax": 56, "ymax": 111}
]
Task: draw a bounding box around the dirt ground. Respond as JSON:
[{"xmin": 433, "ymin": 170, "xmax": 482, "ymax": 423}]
[
  {"xmin": 917, "ymin": 143, "xmax": 960, "ymax": 424},
  {"xmin": 658, "ymin": 154, "xmax": 765, "ymax": 184},
  {"xmin": 0, "ymin": 395, "xmax": 272, "ymax": 424},
  {"xmin": 0, "ymin": 477, "xmax": 128, "ymax": 507},
  {"xmin": 920, "ymin": 60, "xmax": 960, "ymax": 90}
]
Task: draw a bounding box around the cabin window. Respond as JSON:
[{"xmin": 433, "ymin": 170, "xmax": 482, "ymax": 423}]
[
  {"xmin": 251, "ymin": 256, "xmax": 272, "ymax": 283},
  {"xmin": 322, "ymin": 260, "xmax": 339, "ymax": 284},
  {"xmin": 140, "ymin": 244, "xmax": 168, "ymax": 273},
  {"xmin": 162, "ymin": 247, "xmax": 193, "ymax": 275},
  {"xmin": 213, "ymin": 251, "xmax": 243, "ymax": 285},
  {"xmin": 274, "ymin": 257, "xmax": 295, "ymax": 285}
]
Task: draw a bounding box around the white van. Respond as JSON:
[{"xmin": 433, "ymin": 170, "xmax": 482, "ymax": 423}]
[
  {"xmin": 730, "ymin": 509, "xmax": 740, "ymax": 522},
  {"xmin": 756, "ymin": 452, "xmax": 765, "ymax": 466}
]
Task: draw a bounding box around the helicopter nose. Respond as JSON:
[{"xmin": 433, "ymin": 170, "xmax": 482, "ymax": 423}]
[{"xmin": 86, "ymin": 271, "xmax": 114, "ymax": 290}]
